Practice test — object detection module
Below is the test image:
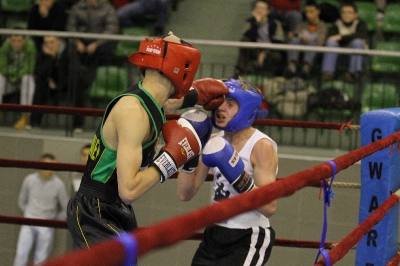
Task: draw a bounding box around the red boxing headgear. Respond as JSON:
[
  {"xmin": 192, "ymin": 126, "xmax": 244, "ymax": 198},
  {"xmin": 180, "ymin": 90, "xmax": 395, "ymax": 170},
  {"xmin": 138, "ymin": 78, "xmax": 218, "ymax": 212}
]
[{"xmin": 128, "ymin": 35, "xmax": 201, "ymax": 99}]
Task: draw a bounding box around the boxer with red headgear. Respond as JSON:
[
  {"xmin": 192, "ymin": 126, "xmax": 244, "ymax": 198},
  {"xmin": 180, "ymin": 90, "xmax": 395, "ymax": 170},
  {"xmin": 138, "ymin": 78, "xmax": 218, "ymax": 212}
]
[
  {"xmin": 67, "ymin": 32, "xmax": 224, "ymax": 252},
  {"xmin": 177, "ymin": 79, "xmax": 278, "ymax": 266},
  {"xmin": 129, "ymin": 32, "xmax": 229, "ymax": 110}
]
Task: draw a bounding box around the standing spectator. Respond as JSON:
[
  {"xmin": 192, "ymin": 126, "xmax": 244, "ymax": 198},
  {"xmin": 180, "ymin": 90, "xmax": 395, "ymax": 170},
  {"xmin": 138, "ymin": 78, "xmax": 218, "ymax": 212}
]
[
  {"xmin": 177, "ymin": 79, "xmax": 278, "ymax": 266},
  {"xmin": 285, "ymin": 0, "xmax": 327, "ymax": 79},
  {"xmin": 71, "ymin": 143, "xmax": 91, "ymax": 192},
  {"xmin": 269, "ymin": 0, "xmax": 303, "ymax": 35},
  {"xmin": 116, "ymin": 0, "xmax": 170, "ymax": 36},
  {"xmin": 233, "ymin": 0, "xmax": 285, "ymax": 78},
  {"xmin": 30, "ymin": 35, "xmax": 70, "ymax": 129},
  {"xmin": 28, "ymin": 0, "xmax": 68, "ymax": 52},
  {"xmin": 321, "ymin": 2, "xmax": 368, "ymax": 83},
  {"xmin": 66, "ymin": 0, "xmax": 119, "ymax": 133},
  {"xmin": 13, "ymin": 153, "xmax": 69, "ymax": 266},
  {"xmin": 0, "ymin": 32, "xmax": 36, "ymax": 130}
]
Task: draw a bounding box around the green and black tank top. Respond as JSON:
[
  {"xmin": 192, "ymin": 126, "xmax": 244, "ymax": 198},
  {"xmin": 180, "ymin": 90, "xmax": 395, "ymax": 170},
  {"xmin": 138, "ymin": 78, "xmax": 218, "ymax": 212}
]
[{"xmin": 79, "ymin": 82, "xmax": 165, "ymax": 202}]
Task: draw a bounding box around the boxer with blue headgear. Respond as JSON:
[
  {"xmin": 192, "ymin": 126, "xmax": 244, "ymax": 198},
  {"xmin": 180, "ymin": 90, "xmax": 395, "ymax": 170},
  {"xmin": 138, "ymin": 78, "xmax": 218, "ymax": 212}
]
[
  {"xmin": 211, "ymin": 78, "xmax": 266, "ymax": 132},
  {"xmin": 177, "ymin": 78, "xmax": 278, "ymax": 266}
]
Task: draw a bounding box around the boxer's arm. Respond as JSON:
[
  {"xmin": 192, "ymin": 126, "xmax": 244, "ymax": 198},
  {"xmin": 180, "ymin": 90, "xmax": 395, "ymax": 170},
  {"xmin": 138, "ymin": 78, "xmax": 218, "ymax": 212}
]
[
  {"xmin": 202, "ymin": 136, "xmax": 255, "ymax": 193},
  {"xmin": 177, "ymin": 155, "xmax": 209, "ymax": 201},
  {"xmin": 251, "ymin": 138, "xmax": 278, "ymax": 218},
  {"xmin": 111, "ymin": 99, "xmax": 161, "ymax": 205}
]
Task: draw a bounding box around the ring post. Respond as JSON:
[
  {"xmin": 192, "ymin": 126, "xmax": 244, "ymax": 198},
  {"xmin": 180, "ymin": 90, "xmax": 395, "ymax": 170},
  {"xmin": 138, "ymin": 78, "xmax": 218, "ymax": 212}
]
[{"xmin": 356, "ymin": 108, "xmax": 400, "ymax": 265}]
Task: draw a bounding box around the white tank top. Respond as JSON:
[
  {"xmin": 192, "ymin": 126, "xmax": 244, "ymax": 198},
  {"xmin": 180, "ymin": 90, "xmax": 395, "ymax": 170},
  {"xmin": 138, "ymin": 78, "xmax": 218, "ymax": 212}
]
[{"xmin": 211, "ymin": 129, "xmax": 277, "ymax": 229}]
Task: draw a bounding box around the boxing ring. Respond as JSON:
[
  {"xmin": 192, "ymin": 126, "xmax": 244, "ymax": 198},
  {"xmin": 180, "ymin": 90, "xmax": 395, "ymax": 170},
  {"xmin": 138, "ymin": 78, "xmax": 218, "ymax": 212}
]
[{"xmin": 0, "ymin": 103, "xmax": 400, "ymax": 266}]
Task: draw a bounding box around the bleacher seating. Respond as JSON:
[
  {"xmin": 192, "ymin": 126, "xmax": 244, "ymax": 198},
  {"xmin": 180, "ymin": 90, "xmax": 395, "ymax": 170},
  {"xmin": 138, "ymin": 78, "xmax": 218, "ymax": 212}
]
[
  {"xmin": 361, "ymin": 82, "xmax": 399, "ymax": 113},
  {"xmin": 88, "ymin": 66, "xmax": 128, "ymax": 107}
]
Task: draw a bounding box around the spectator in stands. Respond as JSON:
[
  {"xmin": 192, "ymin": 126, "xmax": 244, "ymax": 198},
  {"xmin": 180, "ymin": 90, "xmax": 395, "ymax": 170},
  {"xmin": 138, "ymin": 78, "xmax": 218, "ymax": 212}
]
[
  {"xmin": 28, "ymin": 0, "xmax": 68, "ymax": 52},
  {"xmin": 13, "ymin": 153, "xmax": 69, "ymax": 266},
  {"xmin": 320, "ymin": 2, "xmax": 368, "ymax": 83},
  {"xmin": 59, "ymin": 0, "xmax": 80, "ymax": 10},
  {"xmin": 0, "ymin": 32, "xmax": 36, "ymax": 130},
  {"xmin": 375, "ymin": 0, "xmax": 386, "ymax": 21},
  {"xmin": 66, "ymin": 0, "xmax": 119, "ymax": 134},
  {"xmin": 71, "ymin": 143, "xmax": 91, "ymax": 192},
  {"xmin": 233, "ymin": 0, "xmax": 285, "ymax": 78},
  {"xmin": 116, "ymin": 0, "xmax": 170, "ymax": 36},
  {"xmin": 30, "ymin": 36, "xmax": 70, "ymax": 129},
  {"xmin": 284, "ymin": 0, "xmax": 327, "ymax": 79},
  {"xmin": 268, "ymin": 0, "xmax": 303, "ymax": 36}
]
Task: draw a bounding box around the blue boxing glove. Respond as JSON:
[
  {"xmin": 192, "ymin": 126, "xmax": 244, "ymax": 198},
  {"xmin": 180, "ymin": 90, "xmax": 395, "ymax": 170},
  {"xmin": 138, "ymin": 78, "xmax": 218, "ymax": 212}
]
[
  {"xmin": 179, "ymin": 109, "xmax": 213, "ymax": 173},
  {"xmin": 202, "ymin": 136, "xmax": 254, "ymax": 193}
]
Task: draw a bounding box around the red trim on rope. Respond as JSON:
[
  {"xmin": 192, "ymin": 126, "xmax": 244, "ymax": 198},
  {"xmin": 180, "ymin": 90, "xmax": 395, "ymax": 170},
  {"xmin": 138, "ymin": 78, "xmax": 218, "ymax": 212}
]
[
  {"xmin": 0, "ymin": 159, "xmax": 85, "ymax": 172},
  {"xmin": 386, "ymin": 253, "xmax": 400, "ymax": 266},
  {"xmin": 0, "ymin": 215, "xmax": 335, "ymax": 250},
  {"xmin": 314, "ymin": 193, "xmax": 400, "ymax": 266},
  {"xmin": 0, "ymin": 215, "xmax": 67, "ymax": 229},
  {"xmin": 0, "ymin": 103, "xmax": 357, "ymax": 131},
  {"xmin": 37, "ymin": 131, "xmax": 400, "ymax": 266},
  {"xmin": 0, "ymin": 159, "xmax": 318, "ymax": 187}
]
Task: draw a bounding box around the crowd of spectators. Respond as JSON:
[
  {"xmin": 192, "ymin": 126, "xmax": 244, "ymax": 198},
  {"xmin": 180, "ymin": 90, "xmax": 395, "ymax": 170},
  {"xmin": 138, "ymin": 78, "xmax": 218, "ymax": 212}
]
[
  {"xmin": 0, "ymin": 0, "xmax": 397, "ymax": 130},
  {"xmin": 233, "ymin": 0, "xmax": 374, "ymax": 83},
  {"xmin": 0, "ymin": 0, "xmax": 173, "ymax": 131}
]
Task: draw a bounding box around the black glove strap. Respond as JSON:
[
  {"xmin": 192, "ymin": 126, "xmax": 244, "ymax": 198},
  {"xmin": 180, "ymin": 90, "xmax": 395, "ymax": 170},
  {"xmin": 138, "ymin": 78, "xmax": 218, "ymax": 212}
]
[
  {"xmin": 180, "ymin": 89, "xmax": 198, "ymax": 109},
  {"xmin": 182, "ymin": 155, "xmax": 200, "ymax": 173}
]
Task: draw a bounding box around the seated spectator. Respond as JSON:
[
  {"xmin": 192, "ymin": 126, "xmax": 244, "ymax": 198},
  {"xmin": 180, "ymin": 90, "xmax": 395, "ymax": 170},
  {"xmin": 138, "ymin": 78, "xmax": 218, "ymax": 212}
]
[
  {"xmin": 285, "ymin": 0, "xmax": 327, "ymax": 79},
  {"xmin": 0, "ymin": 32, "xmax": 36, "ymax": 130},
  {"xmin": 268, "ymin": 0, "xmax": 303, "ymax": 36},
  {"xmin": 30, "ymin": 36, "xmax": 69, "ymax": 129},
  {"xmin": 233, "ymin": 0, "xmax": 285, "ymax": 78},
  {"xmin": 59, "ymin": 0, "xmax": 80, "ymax": 10},
  {"xmin": 28, "ymin": 0, "xmax": 68, "ymax": 52},
  {"xmin": 321, "ymin": 2, "xmax": 368, "ymax": 83},
  {"xmin": 116, "ymin": 0, "xmax": 170, "ymax": 36},
  {"xmin": 375, "ymin": 0, "xmax": 386, "ymax": 21},
  {"xmin": 66, "ymin": 0, "xmax": 119, "ymax": 133}
]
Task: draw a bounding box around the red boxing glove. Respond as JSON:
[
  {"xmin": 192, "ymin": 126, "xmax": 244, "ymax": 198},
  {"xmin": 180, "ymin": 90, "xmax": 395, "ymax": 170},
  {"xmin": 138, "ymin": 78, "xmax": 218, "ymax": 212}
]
[
  {"xmin": 181, "ymin": 78, "xmax": 229, "ymax": 111},
  {"xmin": 152, "ymin": 119, "xmax": 202, "ymax": 182}
]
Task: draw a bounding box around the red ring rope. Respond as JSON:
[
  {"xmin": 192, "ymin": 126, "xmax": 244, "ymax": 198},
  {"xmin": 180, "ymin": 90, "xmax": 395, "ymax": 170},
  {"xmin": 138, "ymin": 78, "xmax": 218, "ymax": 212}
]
[
  {"xmin": 0, "ymin": 214, "xmax": 336, "ymax": 250},
  {"xmin": 33, "ymin": 130, "xmax": 400, "ymax": 266},
  {"xmin": 0, "ymin": 103, "xmax": 357, "ymax": 131}
]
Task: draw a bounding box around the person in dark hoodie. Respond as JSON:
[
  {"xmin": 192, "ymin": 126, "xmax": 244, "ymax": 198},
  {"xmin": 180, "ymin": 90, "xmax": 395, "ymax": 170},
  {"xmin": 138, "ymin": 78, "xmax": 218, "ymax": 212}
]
[
  {"xmin": 28, "ymin": 0, "xmax": 68, "ymax": 52},
  {"xmin": 30, "ymin": 35, "xmax": 71, "ymax": 128},
  {"xmin": 233, "ymin": 0, "xmax": 285, "ymax": 78}
]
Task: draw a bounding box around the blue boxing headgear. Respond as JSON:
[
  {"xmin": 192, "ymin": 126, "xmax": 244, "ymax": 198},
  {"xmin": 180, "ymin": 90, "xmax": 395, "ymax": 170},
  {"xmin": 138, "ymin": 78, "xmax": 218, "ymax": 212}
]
[{"xmin": 212, "ymin": 79, "xmax": 263, "ymax": 132}]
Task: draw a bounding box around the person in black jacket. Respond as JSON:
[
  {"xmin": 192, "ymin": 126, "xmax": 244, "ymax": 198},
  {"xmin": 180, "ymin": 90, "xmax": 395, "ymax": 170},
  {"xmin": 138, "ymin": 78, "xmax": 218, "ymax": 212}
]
[
  {"xmin": 28, "ymin": 0, "xmax": 68, "ymax": 52},
  {"xmin": 320, "ymin": 2, "xmax": 369, "ymax": 83},
  {"xmin": 233, "ymin": 0, "xmax": 285, "ymax": 78},
  {"xmin": 30, "ymin": 36, "xmax": 70, "ymax": 128}
]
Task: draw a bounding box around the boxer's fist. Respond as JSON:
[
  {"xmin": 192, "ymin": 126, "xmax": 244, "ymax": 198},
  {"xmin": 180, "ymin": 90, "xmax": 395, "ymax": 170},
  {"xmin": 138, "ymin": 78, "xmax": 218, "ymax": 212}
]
[
  {"xmin": 153, "ymin": 119, "xmax": 202, "ymax": 182},
  {"xmin": 179, "ymin": 109, "xmax": 212, "ymax": 147},
  {"xmin": 179, "ymin": 109, "xmax": 213, "ymax": 173},
  {"xmin": 181, "ymin": 78, "xmax": 229, "ymax": 110},
  {"xmin": 192, "ymin": 78, "xmax": 229, "ymax": 110},
  {"xmin": 202, "ymin": 136, "xmax": 254, "ymax": 193}
]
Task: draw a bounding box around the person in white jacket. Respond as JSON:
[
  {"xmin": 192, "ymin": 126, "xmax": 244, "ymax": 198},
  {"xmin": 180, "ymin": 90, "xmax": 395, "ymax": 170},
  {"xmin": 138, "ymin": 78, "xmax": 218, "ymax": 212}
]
[{"xmin": 13, "ymin": 153, "xmax": 69, "ymax": 266}]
